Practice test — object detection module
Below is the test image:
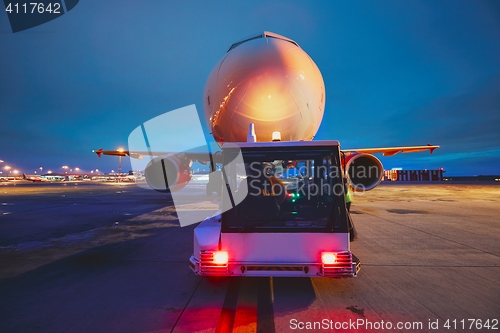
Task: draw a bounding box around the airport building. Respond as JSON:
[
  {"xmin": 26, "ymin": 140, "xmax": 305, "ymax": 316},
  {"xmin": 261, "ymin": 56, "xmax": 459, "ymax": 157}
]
[{"xmin": 384, "ymin": 169, "xmax": 444, "ymax": 182}]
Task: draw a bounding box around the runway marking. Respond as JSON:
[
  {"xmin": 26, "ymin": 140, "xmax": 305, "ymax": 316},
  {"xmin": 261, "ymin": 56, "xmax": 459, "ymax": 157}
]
[
  {"xmin": 232, "ymin": 279, "xmax": 258, "ymax": 333},
  {"xmin": 214, "ymin": 278, "xmax": 276, "ymax": 333},
  {"xmin": 257, "ymin": 278, "xmax": 275, "ymax": 333},
  {"xmin": 215, "ymin": 278, "xmax": 240, "ymax": 333},
  {"xmin": 170, "ymin": 276, "xmax": 203, "ymax": 333}
]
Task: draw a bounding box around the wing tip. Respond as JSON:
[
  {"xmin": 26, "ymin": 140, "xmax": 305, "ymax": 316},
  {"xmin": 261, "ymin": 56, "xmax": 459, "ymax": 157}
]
[
  {"xmin": 428, "ymin": 144, "xmax": 439, "ymax": 154},
  {"xmin": 93, "ymin": 148, "xmax": 103, "ymax": 158}
]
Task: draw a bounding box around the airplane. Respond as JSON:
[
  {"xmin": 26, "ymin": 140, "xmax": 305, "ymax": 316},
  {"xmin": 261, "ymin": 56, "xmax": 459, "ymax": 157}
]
[
  {"xmin": 23, "ymin": 173, "xmax": 66, "ymax": 182},
  {"xmin": 23, "ymin": 173, "xmax": 48, "ymax": 182},
  {"xmin": 93, "ymin": 31, "xmax": 439, "ymax": 194}
]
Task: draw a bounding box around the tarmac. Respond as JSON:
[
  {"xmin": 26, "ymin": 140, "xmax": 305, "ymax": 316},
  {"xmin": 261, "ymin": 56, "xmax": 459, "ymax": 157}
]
[{"xmin": 0, "ymin": 181, "xmax": 499, "ymax": 333}]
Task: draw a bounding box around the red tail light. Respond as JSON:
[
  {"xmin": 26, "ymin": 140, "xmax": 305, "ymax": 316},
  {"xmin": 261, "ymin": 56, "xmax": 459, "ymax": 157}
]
[
  {"xmin": 213, "ymin": 251, "xmax": 229, "ymax": 265},
  {"xmin": 321, "ymin": 252, "xmax": 337, "ymax": 264}
]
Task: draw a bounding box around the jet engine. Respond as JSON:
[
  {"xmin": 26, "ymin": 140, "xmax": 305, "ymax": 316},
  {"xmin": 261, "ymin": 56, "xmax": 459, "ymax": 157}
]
[
  {"xmin": 144, "ymin": 155, "xmax": 192, "ymax": 192},
  {"xmin": 345, "ymin": 153, "xmax": 384, "ymax": 191}
]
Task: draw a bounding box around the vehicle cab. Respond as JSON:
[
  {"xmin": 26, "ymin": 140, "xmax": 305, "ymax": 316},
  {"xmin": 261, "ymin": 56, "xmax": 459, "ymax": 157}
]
[{"xmin": 189, "ymin": 140, "xmax": 360, "ymax": 277}]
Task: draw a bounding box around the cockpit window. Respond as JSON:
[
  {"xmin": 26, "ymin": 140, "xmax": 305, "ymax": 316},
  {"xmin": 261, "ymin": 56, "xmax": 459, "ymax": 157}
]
[
  {"xmin": 227, "ymin": 35, "xmax": 263, "ymax": 52},
  {"xmin": 227, "ymin": 33, "xmax": 299, "ymax": 52},
  {"xmin": 267, "ymin": 35, "xmax": 299, "ymax": 47}
]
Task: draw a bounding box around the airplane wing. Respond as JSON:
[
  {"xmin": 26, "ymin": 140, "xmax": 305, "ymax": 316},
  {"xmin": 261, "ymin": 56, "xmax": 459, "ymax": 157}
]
[
  {"xmin": 341, "ymin": 144, "xmax": 439, "ymax": 156},
  {"xmin": 94, "ymin": 144, "xmax": 439, "ymax": 161},
  {"xmin": 92, "ymin": 147, "xmax": 222, "ymax": 164}
]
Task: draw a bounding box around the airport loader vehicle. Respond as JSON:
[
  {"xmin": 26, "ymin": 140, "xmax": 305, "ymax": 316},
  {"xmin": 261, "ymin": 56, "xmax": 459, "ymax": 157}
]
[{"xmin": 189, "ymin": 140, "xmax": 360, "ymax": 278}]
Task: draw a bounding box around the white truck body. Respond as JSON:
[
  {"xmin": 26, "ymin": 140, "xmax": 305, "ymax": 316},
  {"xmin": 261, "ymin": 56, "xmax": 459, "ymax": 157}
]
[{"xmin": 189, "ymin": 140, "xmax": 360, "ymax": 277}]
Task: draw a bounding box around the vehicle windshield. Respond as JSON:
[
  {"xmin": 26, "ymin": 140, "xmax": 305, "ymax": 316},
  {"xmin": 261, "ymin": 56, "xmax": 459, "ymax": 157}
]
[{"xmin": 221, "ymin": 146, "xmax": 348, "ymax": 233}]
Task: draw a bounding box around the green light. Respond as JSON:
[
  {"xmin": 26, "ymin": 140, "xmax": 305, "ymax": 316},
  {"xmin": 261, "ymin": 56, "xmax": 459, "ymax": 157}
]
[{"xmin": 292, "ymin": 211, "xmax": 298, "ymax": 215}]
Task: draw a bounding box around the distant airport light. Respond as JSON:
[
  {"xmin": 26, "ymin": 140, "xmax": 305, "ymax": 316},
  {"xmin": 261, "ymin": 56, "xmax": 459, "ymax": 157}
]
[
  {"xmin": 272, "ymin": 131, "xmax": 282, "ymax": 142},
  {"xmin": 75, "ymin": 167, "xmax": 80, "ymax": 171},
  {"xmin": 0, "ymin": 159, "xmax": 3, "ymax": 163},
  {"xmin": 321, "ymin": 252, "xmax": 337, "ymax": 265},
  {"xmin": 213, "ymin": 251, "xmax": 229, "ymax": 265},
  {"xmin": 47, "ymin": 171, "xmax": 52, "ymax": 174},
  {"xmin": 4, "ymin": 166, "xmax": 11, "ymax": 170},
  {"xmin": 13, "ymin": 170, "xmax": 19, "ymax": 174},
  {"xmin": 117, "ymin": 148, "xmax": 124, "ymax": 153},
  {"xmin": 62, "ymin": 166, "xmax": 68, "ymax": 169}
]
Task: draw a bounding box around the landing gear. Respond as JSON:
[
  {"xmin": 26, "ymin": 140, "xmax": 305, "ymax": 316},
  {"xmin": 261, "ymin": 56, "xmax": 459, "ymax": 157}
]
[{"xmin": 206, "ymin": 170, "xmax": 222, "ymax": 197}]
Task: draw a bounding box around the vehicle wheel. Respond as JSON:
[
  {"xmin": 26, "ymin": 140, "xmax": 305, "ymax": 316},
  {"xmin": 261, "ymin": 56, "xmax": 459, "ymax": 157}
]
[
  {"xmin": 210, "ymin": 170, "xmax": 223, "ymax": 197},
  {"xmin": 215, "ymin": 185, "xmax": 222, "ymax": 196},
  {"xmin": 349, "ymin": 216, "xmax": 356, "ymax": 241},
  {"xmin": 206, "ymin": 182, "xmax": 213, "ymax": 196}
]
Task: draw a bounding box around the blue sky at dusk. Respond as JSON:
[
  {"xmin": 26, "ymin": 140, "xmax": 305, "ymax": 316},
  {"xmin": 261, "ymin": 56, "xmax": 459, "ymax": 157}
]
[{"xmin": 1, "ymin": 1, "xmax": 499, "ymax": 176}]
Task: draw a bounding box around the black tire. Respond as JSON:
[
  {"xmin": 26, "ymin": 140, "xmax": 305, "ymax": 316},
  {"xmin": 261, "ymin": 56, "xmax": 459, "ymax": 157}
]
[
  {"xmin": 214, "ymin": 185, "xmax": 222, "ymax": 196},
  {"xmin": 348, "ymin": 214, "xmax": 356, "ymax": 242},
  {"xmin": 209, "ymin": 170, "xmax": 223, "ymax": 197}
]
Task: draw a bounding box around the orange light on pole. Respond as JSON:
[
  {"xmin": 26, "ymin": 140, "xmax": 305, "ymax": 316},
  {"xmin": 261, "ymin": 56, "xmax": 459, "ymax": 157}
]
[{"xmin": 116, "ymin": 148, "xmax": 124, "ymax": 182}]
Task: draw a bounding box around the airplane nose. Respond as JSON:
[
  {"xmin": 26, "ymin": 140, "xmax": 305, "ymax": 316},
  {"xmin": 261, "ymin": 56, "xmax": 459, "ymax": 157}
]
[{"xmin": 210, "ymin": 36, "xmax": 324, "ymax": 142}]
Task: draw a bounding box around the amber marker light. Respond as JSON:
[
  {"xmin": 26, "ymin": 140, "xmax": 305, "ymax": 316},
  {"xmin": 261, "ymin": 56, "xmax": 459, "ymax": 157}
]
[
  {"xmin": 213, "ymin": 251, "xmax": 229, "ymax": 265},
  {"xmin": 321, "ymin": 252, "xmax": 337, "ymax": 265}
]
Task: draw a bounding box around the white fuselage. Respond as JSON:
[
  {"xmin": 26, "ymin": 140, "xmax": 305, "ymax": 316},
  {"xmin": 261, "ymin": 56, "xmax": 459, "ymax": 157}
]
[{"xmin": 203, "ymin": 32, "xmax": 325, "ymax": 143}]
